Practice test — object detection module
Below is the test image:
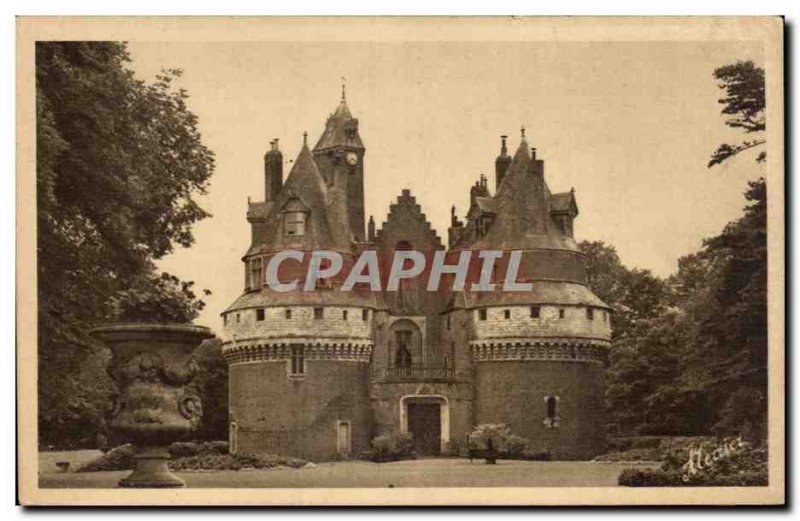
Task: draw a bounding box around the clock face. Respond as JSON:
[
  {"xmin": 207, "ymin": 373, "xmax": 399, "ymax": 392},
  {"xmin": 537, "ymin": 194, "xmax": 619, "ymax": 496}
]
[{"xmin": 346, "ymin": 152, "xmax": 359, "ymax": 166}]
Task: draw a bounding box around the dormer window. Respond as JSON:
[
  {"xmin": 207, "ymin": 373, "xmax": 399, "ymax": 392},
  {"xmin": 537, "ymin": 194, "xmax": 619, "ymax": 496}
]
[
  {"xmin": 285, "ymin": 211, "xmax": 307, "ymax": 237},
  {"xmin": 283, "ymin": 197, "xmax": 309, "ymax": 237}
]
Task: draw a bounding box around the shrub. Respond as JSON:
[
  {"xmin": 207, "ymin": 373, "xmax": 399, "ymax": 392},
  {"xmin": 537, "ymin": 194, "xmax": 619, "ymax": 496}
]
[
  {"xmin": 618, "ymin": 438, "xmax": 768, "ymax": 487},
  {"xmin": 505, "ymin": 434, "xmax": 529, "ymax": 458},
  {"xmin": 168, "ymin": 452, "xmax": 308, "ymax": 471},
  {"xmin": 76, "ymin": 441, "xmax": 300, "ymax": 473},
  {"xmin": 168, "ymin": 441, "xmax": 202, "ymax": 458},
  {"xmin": 468, "ymin": 424, "xmax": 512, "ymax": 453},
  {"xmin": 365, "ymin": 432, "xmax": 415, "ymax": 463},
  {"xmin": 467, "ymin": 424, "xmax": 539, "ymax": 460},
  {"xmin": 76, "ymin": 443, "xmax": 136, "ymax": 472}
]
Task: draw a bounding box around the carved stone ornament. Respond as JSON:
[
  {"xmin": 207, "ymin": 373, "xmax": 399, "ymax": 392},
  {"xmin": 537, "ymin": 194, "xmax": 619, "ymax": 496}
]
[{"xmin": 91, "ymin": 323, "xmax": 214, "ymax": 488}]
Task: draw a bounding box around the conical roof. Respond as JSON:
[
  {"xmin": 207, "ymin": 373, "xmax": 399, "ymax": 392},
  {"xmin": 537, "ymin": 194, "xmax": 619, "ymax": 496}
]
[
  {"xmin": 259, "ymin": 139, "xmax": 352, "ymax": 253},
  {"xmin": 472, "ymin": 138, "xmax": 578, "ymax": 252},
  {"xmin": 314, "ymin": 98, "xmax": 364, "ymax": 151}
]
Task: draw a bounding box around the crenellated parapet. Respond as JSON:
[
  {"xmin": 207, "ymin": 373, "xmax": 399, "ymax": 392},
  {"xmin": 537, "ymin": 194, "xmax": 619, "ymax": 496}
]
[
  {"xmin": 470, "ymin": 339, "xmax": 609, "ymax": 365},
  {"xmin": 223, "ymin": 339, "xmax": 373, "ymax": 365}
]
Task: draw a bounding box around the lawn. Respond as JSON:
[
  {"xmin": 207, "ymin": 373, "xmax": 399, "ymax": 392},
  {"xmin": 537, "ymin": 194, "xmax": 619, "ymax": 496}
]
[{"xmin": 39, "ymin": 452, "xmax": 656, "ymax": 488}]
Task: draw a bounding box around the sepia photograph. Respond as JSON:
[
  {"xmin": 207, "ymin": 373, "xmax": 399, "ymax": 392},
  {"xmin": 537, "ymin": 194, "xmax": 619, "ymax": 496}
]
[{"xmin": 16, "ymin": 16, "xmax": 784, "ymax": 506}]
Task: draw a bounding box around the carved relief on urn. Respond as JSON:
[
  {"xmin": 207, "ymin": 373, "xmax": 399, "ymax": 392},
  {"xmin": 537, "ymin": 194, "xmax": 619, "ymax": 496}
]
[{"xmin": 91, "ymin": 323, "xmax": 214, "ymax": 488}]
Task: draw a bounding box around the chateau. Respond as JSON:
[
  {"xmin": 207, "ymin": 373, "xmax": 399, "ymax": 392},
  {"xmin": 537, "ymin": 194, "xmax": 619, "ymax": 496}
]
[{"xmin": 221, "ymin": 93, "xmax": 611, "ymax": 461}]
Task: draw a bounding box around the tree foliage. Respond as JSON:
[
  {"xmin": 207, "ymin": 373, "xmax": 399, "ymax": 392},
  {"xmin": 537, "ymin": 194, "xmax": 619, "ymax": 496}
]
[
  {"xmin": 587, "ymin": 60, "xmax": 768, "ymax": 442},
  {"xmin": 708, "ymin": 61, "xmax": 766, "ymax": 167},
  {"xmin": 36, "ymin": 42, "xmax": 215, "ymax": 447}
]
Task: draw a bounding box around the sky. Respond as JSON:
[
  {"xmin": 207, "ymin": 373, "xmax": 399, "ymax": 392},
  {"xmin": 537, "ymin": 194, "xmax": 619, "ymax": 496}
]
[{"xmin": 126, "ymin": 40, "xmax": 764, "ymax": 330}]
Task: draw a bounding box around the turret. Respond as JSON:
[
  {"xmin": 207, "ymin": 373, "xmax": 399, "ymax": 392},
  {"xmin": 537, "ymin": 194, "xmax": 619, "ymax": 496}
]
[{"xmin": 264, "ymin": 139, "xmax": 283, "ymax": 202}]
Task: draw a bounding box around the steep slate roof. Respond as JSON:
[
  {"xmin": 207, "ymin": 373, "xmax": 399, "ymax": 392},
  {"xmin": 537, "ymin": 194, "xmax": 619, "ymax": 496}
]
[
  {"xmin": 224, "ymin": 285, "xmax": 378, "ymax": 313},
  {"xmin": 252, "ymin": 140, "xmax": 353, "ymax": 254},
  {"xmin": 471, "ymin": 138, "xmax": 578, "ymax": 252},
  {"xmin": 313, "ymin": 98, "xmax": 365, "ymax": 151}
]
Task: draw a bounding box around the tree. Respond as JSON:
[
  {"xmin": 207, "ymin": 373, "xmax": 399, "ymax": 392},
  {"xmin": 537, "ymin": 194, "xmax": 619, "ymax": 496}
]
[
  {"xmin": 676, "ymin": 180, "xmax": 767, "ymax": 441},
  {"xmin": 708, "ymin": 61, "xmax": 765, "ymax": 167},
  {"xmin": 580, "ymin": 241, "xmax": 669, "ymax": 341},
  {"xmin": 36, "ymin": 42, "xmax": 215, "ymax": 447},
  {"xmin": 193, "ymin": 339, "xmax": 229, "ymax": 440}
]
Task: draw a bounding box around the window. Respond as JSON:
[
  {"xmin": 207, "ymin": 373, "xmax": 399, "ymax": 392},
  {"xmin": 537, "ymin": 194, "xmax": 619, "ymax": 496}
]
[
  {"xmin": 362, "ymin": 309, "xmax": 369, "ymax": 321},
  {"xmin": 285, "ymin": 309, "xmax": 292, "ymax": 319},
  {"xmin": 478, "ymin": 309, "xmax": 487, "ymax": 321},
  {"xmin": 394, "ymin": 330, "xmax": 413, "ymax": 368},
  {"xmin": 558, "ymin": 308, "xmax": 565, "ymax": 319},
  {"xmin": 603, "ymin": 310, "xmax": 607, "ymax": 322},
  {"xmin": 544, "ymin": 396, "xmax": 560, "ymax": 428},
  {"xmin": 236, "ymin": 313, "xmax": 241, "ymax": 323},
  {"xmin": 249, "ymin": 256, "xmax": 263, "ymax": 289},
  {"xmin": 223, "ymin": 314, "xmax": 228, "ymax": 326},
  {"xmin": 504, "ymin": 309, "xmax": 511, "ymax": 320},
  {"xmin": 443, "ymin": 355, "xmax": 450, "ymax": 368},
  {"xmin": 290, "ymin": 345, "xmax": 305, "ymax": 376},
  {"xmin": 342, "ymin": 310, "xmax": 348, "ymax": 321},
  {"xmin": 285, "ymin": 211, "xmax": 307, "ymax": 237},
  {"xmin": 229, "ymin": 421, "xmax": 238, "ymax": 455},
  {"xmin": 530, "ymin": 306, "xmax": 540, "ymax": 318},
  {"xmin": 586, "ymin": 308, "xmax": 594, "ymax": 320},
  {"xmin": 256, "ymin": 308, "xmax": 265, "ymax": 321},
  {"xmin": 337, "ymin": 421, "xmax": 352, "ymax": 456},
  {"xmin": 314, "ymin": 307, "xmax": 324, "ymax": 320}
]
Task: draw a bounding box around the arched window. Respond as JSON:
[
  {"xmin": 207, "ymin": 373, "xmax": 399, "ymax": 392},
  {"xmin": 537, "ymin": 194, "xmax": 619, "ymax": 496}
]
[
  {"xmin": 390, "ymin": 319, "xmax": 422, "ymax": 368},
  {"xmin": 395, "ymin": 330, "xmax": 413, "ymax": 368}
]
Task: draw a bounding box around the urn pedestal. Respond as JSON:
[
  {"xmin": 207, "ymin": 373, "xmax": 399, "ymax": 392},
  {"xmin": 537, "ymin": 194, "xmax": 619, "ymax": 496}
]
[{"xmin": 91, "ymin": 324, "xmax": 214, "ymax": 488}]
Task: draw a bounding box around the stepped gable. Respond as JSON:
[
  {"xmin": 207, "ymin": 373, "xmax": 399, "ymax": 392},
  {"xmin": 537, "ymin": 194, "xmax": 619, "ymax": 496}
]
[
  {"xmin": 256, "ymin": 139, "xmax": 352, "ymax": 254},
  {"xmin": 472, "ymin": 137, "xmax": 578, "ymax": 252},
  {"xmin": 375, "ymin": 189, "xmax": 444, "ymax": 249}
]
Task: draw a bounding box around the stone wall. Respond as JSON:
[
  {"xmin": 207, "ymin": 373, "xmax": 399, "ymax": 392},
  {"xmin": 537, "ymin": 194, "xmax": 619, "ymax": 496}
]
[
  {"xmin": 223, "ymin": 305, "xmax": 373, "ymax": 340},
  {"xmin": 228, "ymin": 359, "xmax": 371, "ymax": 461},
  {"xmin": 472, "ymin": 305, "xmax": 611, "ymax": 341},
  {"xmin": 474, "ymin": 360, "xmax": 605, "ymax": 459}
]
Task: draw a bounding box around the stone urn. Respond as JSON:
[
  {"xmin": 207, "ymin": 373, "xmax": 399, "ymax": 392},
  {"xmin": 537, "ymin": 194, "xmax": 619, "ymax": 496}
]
[{"xmin": 90, "ymin": 323, "xmax": 215, "ymax": 488}]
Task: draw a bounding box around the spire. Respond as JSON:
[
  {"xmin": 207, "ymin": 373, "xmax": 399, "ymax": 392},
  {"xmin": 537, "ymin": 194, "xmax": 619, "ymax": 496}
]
[
  {"xmin": 303, "ymin": 131, "xmax": 308, "ymax": 147},
  {"xmin": 314, "ymin": 90, "xmax": 363, "ymax": 151},
  {"xmin": 341, "ymin": 76, "xmax": 346, "ymax": 102}
]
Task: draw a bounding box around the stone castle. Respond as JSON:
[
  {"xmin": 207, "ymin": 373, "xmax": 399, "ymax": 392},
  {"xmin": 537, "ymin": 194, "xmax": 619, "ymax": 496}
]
[{"xmin": 221, "ymin": 92, "xmax": 611, "ymax": 461}]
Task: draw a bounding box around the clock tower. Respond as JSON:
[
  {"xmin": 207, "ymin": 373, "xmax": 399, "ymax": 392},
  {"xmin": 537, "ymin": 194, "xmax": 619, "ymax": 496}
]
[{"xmin": 313, "ymin": 89, "xmax": 366, "ymax": 241}]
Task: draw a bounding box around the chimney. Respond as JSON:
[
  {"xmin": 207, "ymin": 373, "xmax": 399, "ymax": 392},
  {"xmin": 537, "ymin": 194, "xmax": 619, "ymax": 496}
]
[
  {"xmin": 264, "ymin": 139, "xmax": 283, "ymax": 202},
  {"xmin": 368, "ymin": 215, "xmax": 376, "ymax": 242},
  {"xmin": 495, "ymin": 135, "xmax": 511, "ymax": 191}
]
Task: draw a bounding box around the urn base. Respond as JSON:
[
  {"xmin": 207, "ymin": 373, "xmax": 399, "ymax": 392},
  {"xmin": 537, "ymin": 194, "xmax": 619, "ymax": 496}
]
[{"xmin": 119, "ymin": 447, "xmax": 185, "ymax": 488}]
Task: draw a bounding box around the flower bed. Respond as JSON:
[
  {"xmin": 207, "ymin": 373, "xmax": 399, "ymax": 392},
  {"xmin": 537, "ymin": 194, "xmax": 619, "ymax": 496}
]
[{"xmin": 75, "ymin": 441, "xmax": 308, "ymax": 472}]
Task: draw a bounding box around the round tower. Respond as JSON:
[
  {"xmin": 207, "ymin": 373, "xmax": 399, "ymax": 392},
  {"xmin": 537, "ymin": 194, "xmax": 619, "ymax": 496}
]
[
  {"xmin": 453, "ymin": 132, "xmax": 611, "ymax": 459},
  {"xmin": 222, "ymin": 139, "xmax": 374, "ymax": 462}
]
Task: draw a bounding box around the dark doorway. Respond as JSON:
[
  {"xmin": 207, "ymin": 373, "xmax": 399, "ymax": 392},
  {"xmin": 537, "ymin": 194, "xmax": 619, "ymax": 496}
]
[{"xmin": 406, "ymin": 402, "xmax": 441, "ymax": 456}]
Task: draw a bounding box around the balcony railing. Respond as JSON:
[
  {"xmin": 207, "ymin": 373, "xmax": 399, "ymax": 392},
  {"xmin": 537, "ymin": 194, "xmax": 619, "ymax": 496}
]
[{"xmin": 375, "ymin": 366, "xmax": 456, "ymax": 382}]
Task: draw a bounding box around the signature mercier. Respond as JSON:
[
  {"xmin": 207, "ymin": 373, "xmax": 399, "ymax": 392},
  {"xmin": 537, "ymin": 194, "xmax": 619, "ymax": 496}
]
[{"xmin": 681, "ymin": 437, "xmax": 749, "ymax": 482}]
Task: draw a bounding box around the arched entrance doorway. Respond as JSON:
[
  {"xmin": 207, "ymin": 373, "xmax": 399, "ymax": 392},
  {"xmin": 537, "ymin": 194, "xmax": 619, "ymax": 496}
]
[{"xmin": 399, "ymin": 395, "xmax": 449, "ymax": 456}]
